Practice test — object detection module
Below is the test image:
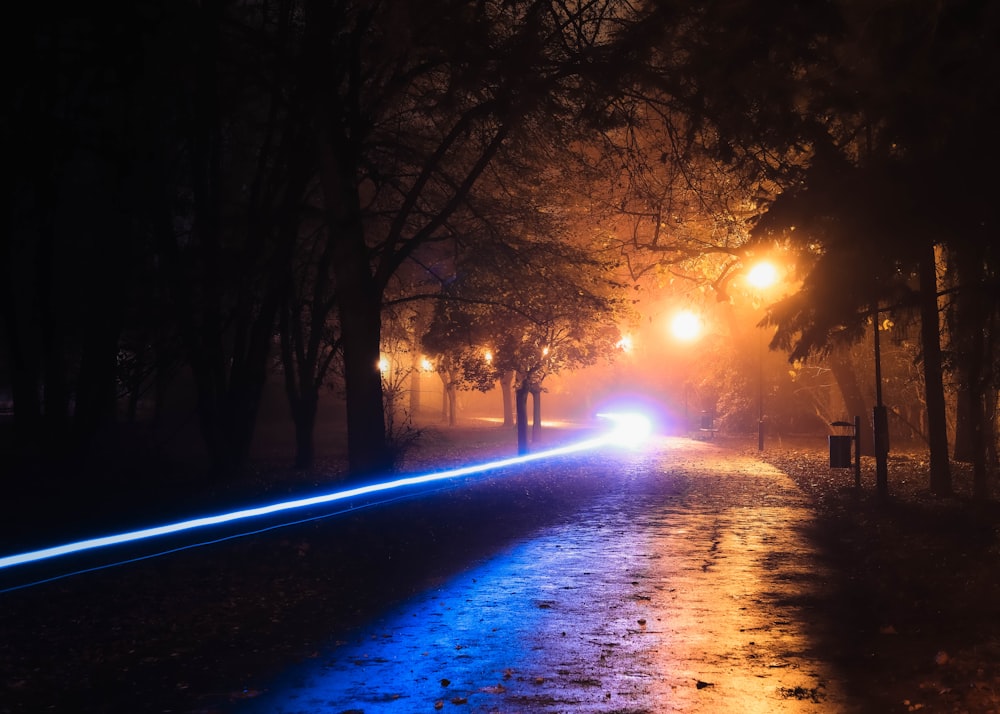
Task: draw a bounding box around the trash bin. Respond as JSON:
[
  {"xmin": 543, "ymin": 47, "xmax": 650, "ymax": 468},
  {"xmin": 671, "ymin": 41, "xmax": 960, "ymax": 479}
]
[{"xmin": 829, "ymin": 434, "xmax": 853, "ymax": 468}]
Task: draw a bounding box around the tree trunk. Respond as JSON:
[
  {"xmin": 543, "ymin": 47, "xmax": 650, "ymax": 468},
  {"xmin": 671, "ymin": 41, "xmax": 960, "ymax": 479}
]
[
  {"xmin": 409, "ymin": 357, "xmax": 422, "ymax": 417},
  {"xmin": 336, "ymin": 285, "xmax": 390, "ymax": 476},
  {"xmin": 195, "ymin": 373, "xmax": 265, "ymax": 478},
  {"xmin": 183, "ymin": 230, "xmax": 281, "ymax": 479},
  {"xmin": 501, "ymin": 370, "xmax": 515, "ymax": 426},
  {"xmin": 948, "ymin": 241, "xmax": 994, "ymax": 497},
  {"xmin": 438, "ymin": 371, "xmax": 449, "ymax": 422},
  {"xmin": 74, "ymin": 308, "xmax": 123, "ymax": 447},
  {"xmin": 282, "ymin": 336, "xmax": 322, "ymax": 470},
  {"xmin": 967, "ymin": 323, "xmax": 988, "ymax": 499},
  {"xmin": 317, "ymin": 102, "xmax": 389, "ymax": 476},
  {"xmin": 0, "ymin": 185, "xmax": 43, "ymax": 457},
  {"xmin": 292, "ymin": 391, "xmax": 318, "ymax": 470},
  {"xmin": 986, "ymin": 387, "xmax": 998, "ymax": 469},
  {"xmin": 41, "ymin": 330, "xmax": 72, "ymax": 453},
  {"xmin": 918, "ymin": 241, "xmax": 951, "ymax": 496},
  {"xmin": 0, "ymin": 301, "xmax": 42, "ymax": 456},
  {"xmin": 435, "ymin": 368, "xmax": 458, "ymax": 425},
  {"xmin": 954, "ymin": 386, "xmax": 975, "ymax": 462},
  {"xmin": 280, "ymin": 300, "xmax": 314, "ymax": 471},
  {"xmin": 515, "ymin": 383, "xmax": 529, "ymax": 455},
  {"xmin": 189, "ymin": 0, "xmax": 241, "ymax": 478},
  {"xmin": 828, "ymin": 348, "xmax": 874, "ymax": 456},
  {"xmin": 530, "ymin": 386, "xmax": 542, "ymax": 442},
  {"xmin": 447, "ymin": 384, "xmax": 457, "ymax": 427},
  {"xmin": 37, "ymin": 210, "xmax": 71, "ymax": 453}
]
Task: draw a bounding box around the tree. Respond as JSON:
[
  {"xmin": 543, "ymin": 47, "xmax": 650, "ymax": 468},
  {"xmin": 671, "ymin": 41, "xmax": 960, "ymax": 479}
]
[
  {"xmin": 626, "ymin": 0, "xmax": 1000, "ymax": 496},
  {"xmin": 149, "ymin": 0, "xmax": 326, "ymax": 478},
  {"xmin": 421, "ymin": 310, "xmax": 508, "ymax": 427},
  {"xmin": 746, "ymin": 0, "xmax": 1000, "ymax": 496},
  {"xmin": 2, "ymin": 1, "xmax": 186, "ymax": 467},
  {"xmin": 750, "ymin": 144, "xmax": 954, "ymax": 492},
  {"xmin": 278, "ymin": 218, "xmax": 343, "ymax": 470},
  {"xmin": 423, "ymin": 229, "xmax": 627, "ymax": 453},
  {"xmin": 293, "ymin": 0, "xmax": 664, "ymax": 476}
]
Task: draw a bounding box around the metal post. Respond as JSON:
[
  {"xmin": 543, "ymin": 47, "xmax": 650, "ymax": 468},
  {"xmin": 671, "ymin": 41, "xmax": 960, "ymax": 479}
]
[
  {"xmin": 757, "ymin": 329, "xmax": 764, "ymax": 451},
  {"xmin": 872, "ymin": 305, "xmax": 889, "ymax": 499},
  {"xmin": 853, "ymin": 414, "xmax": 862, "ymax": 489}
]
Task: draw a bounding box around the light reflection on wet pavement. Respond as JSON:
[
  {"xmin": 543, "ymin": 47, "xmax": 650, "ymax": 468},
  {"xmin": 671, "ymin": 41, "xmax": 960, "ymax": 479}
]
[{"xmin": 242, "ymin": 437, "xmax": 857, "ymax": 713}]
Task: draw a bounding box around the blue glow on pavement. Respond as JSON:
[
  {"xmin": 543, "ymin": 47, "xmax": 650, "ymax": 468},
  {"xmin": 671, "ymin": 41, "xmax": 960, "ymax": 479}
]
[
  {"xmin": 242, "ymin": 539, "xmax": 557, "ymax": 713},
  {"xmin": 0, "ymin": 414, "xmax": 651, "ymax": 573},
  {"xmin": 238, "ymin": 472, "xmax": 658, "ymax": 713}
]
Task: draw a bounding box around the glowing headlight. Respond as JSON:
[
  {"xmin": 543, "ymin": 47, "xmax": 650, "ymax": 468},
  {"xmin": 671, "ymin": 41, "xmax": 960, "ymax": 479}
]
[{"xmin": 596, "ymin": 411, "xmax": 653, "ymax": 447}]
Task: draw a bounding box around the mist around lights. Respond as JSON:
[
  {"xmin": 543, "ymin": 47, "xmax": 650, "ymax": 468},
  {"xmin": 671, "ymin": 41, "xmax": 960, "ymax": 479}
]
[{"xmin": 0, "ymin": 412, "xmax": 653, "ymax": 586}]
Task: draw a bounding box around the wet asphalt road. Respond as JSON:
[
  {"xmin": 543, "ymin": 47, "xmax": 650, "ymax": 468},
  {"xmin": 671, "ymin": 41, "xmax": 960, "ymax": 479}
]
[{"xmin": 235, "ymin": 436, "xmax": 859, "ymax": 713}]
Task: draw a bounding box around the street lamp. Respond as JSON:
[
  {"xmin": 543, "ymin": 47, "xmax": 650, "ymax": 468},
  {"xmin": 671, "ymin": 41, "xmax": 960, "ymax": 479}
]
[
  {"xmin": 746, "ymin": 261, "xmax": 778, "ymax": 451},
  {"xmin": 746, "ymin": 262, "xmax": 778, "ymax": 291},
  {"xmin": 670, "ymin": 310, "xmax": 702, "ymax": 342}
]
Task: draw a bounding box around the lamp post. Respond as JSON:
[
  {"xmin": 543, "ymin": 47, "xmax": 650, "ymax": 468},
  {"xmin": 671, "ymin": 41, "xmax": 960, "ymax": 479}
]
[
  {"xmin": 757, "ymin": 328, "xmax": 765, "ymax": 450},
  {"xmin": 670, "ymin": 310, "xmax": 702, "ymax": 436},
  {"xmin": 746, "ymin": 261, "xmax": 778, "ymax": 451},
  {"xmin": 872, "ymin": 303, "xmax": 889, "ymax": 500}
]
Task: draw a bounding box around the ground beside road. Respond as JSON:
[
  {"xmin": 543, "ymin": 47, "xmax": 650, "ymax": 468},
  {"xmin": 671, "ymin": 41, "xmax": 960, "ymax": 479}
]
[
  {"xmin": 1, "ymin": 424, "xmax": 999, "ymax": 713},
  {"xmin": 750, "ymin": 436, "xmax": 1000, "ymax": 714}
]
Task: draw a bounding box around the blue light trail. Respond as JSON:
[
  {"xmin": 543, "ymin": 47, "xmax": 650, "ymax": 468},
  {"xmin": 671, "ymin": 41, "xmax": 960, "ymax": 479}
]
[{"xmin": 0, "ymin": 413, "xmax": 651, "ymax": 577}]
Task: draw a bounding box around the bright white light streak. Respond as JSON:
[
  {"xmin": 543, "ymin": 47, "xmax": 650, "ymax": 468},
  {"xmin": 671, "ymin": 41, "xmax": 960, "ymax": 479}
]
[
  {"xmin": 597, "ymin": 411, "xmax": 653, "ymax": 447},
  {"xmin": 0, "ymin": 420, "xmax": 649, "ymax": 573}
]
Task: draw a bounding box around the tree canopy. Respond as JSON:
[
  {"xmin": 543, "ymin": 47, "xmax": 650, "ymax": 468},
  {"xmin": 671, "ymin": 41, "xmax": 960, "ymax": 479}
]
[{"xmin": 3, "ymin": 0, "xmax": 998, "ymax": 493}]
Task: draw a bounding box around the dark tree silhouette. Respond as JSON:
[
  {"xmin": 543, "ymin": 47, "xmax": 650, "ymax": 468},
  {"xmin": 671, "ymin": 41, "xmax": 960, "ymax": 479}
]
[
  {"xmin": 288, "ymin": 0, "xmax": 661, "ymax": 475},
  {"xmin": 638, "ymin": 0, "xmax": 1000, "ymax": 496},
  {"xmin": 2, "ymin": 2, "xmax": 180, "ymax": 468}
]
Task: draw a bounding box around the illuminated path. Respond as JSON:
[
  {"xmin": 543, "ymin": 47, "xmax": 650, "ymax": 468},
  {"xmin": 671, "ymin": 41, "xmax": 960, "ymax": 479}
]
[
  {"xmin": 237, "ymin": 438, "xmax": 858, "ymax": 714},
  {"xmin": 0, "ymin": 435, "xmax": 862, "ymax": 712}
]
